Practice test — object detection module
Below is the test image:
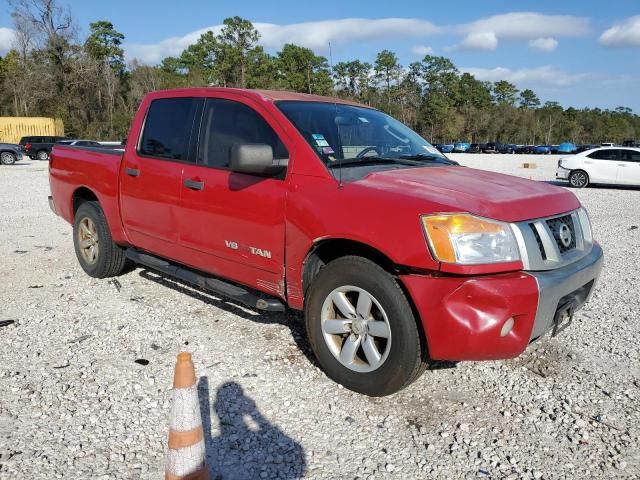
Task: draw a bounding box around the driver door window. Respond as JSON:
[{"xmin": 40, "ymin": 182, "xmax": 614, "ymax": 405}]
[{"xmin": 197, "ymin": 99, "xmax": 288, "ymax": 170}]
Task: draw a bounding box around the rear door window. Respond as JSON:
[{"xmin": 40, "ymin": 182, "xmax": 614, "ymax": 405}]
[
  {"xmin": 621, "ymin": 149, "xmax": 640, "ymax": 162},
  {"xmin": 139, "ymin": 97, "xmax": 200, "ymax": 161},
  {"xmin": 197, "ymin": 98, "xmax": 288, "ymax": 169}
]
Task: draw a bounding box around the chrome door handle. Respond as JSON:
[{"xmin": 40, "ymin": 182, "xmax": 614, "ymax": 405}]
[{"xmin": 184, "ymin": 179, "xmax": 205, "ymax": 191}]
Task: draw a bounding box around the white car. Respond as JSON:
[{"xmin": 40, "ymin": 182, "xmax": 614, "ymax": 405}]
[{"xmin": 556, "ymin": 147, "xmax": 640, "ymax": 188}]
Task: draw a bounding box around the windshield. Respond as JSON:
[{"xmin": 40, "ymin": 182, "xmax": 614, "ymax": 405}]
[{"xmin": 276, "ymin": 101, "xmax": 449, "ymax": 166}]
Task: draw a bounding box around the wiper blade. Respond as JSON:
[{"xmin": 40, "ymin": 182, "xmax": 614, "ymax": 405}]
[
  {"xmin": 398, "ymin": 153, "xmax": 458, "ymax": 165},
  {"xmin": 327, "ymin": 156, "xmax": 420, "ymax": 167}
]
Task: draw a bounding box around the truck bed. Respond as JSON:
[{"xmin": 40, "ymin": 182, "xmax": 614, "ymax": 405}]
[{"xmin": 49, "ymin": 144, "xmax": 128, "ymax": 244}]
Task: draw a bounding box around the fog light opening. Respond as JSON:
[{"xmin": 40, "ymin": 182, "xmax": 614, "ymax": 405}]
[{"xmin": 500, "ymin": 317, "xmax": 515, "ymax": 337}]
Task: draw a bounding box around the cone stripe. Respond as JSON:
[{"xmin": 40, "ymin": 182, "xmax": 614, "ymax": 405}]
[
  {"xmin": 168, "ymin": 426, "xmax": 204, "ymax": 450},
  {"xmin": 167, "ymin": 441, "xmax": 206, "ymax": 478},
  {"xmin": 170, "ymin": 386, "xmax": 202, "ymax": 431}
]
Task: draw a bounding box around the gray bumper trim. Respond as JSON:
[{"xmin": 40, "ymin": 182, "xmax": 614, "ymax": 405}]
[{"xmin": 529, "ymin": 243, "xmax": 604, "ymax": 340}]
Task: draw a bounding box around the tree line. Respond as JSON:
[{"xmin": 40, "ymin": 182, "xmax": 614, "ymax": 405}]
[{"xmin": 1, "ymin": 0, "xmax": 638, "ymax": 144}]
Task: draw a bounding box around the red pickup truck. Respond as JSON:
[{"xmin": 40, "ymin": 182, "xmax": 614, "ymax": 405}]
[{"xmin": 49, "ymin": 88, "xmax": 603, "ymax": 396}]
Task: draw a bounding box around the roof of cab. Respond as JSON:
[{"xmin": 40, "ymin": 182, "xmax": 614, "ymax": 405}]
[{"xmin": 149, "ymin": 87, "xmax": 370, "ymax": 108}]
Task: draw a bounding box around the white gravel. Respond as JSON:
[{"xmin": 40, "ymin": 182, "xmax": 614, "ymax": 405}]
[{"xmin": 1, "ymin": 155, "xmax": 639, "ymax": 479}]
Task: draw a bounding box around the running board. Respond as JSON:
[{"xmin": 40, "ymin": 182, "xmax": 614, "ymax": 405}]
[{"xmin": 125, "ymin": 249, "xmax": 286, "ymax": 312}]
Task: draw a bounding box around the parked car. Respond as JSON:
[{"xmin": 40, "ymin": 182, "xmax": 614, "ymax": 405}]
[
  {"xmin": 482, "ymin": 142, "xmax": 498, "ymax": 153},
  {"xmin": 557, "ymin": 146, "xmax": 640, "ymax": 188},
  {"xmin": 454, "ymin": 142, "xmax": 471, "ymax": 153},
  {"xmin": 557, "ymin": 142, "xmax": 577, "ymax": 154},
  {"xmin": 575, "ymin": 144, "xmax": 597, "ymax": 154},
  {"xmin": 600, "ymin": 142, "xmax": 615, "ymax": 147},
  {"xmin": 497, "ymin": 144, "xmax": 517, "ymax": 154},
  {"xmin": 19, "ymin": 135, "xmax": 68, "ymax": 160},
  {"xmin": 468, "ymin": 143, "xmax": 484, "ymax": 153},
  {"xmin": 0, "ymin": 142, "xmax": 23, "ymax": 165},
  {"xmin": 49, "ymin": 87, "xmax": 603, "ymax": 396},
  {"xmin": 56, "ymin": 139, "xmax": 102, "ymax": 147},
  {"xmin": 623, "ymin": 139, "xmax": 638, "ymax": 147},
  {"xmin": 434, "ymin": 143, "xmax": 454, "ymax": 153},
  {"xmin": 534, "ymin": 145, "xmax": 551, "ymax": 154},
  {"xmin": 515, "ymin": 145, "xmax": 535, "ymax": 154}
]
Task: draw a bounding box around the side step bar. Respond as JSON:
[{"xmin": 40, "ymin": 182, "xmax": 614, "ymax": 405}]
[{"xmin": 125, "ymin": 249, "xmax": 286, "ymax": 312}]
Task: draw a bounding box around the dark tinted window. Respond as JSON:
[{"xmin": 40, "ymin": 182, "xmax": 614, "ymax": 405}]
[
  {"xmin": 198, "ymin": 99, "xmax": 288, "ymax": 169},
  {"xmin": 140, "ymin": 98, "xmax": 199, "ymax": 161},
  {"xmin": 587, "ymin": 149, "xmax": 619, "ymax": 160},
  {"xmin": 621, "ymin": 149, "xmax": 640, "ymax": 162}
]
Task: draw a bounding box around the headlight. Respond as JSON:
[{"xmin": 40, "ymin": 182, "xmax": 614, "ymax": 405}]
[{"xmin": 421, "ymin": 213, "xmax": 520, "ymax": 264}]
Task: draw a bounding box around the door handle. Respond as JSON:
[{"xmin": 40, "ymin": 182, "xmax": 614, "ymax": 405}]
[
  {"xmin": 184, "ymin": 179, "xmax": 205, "ymax": 191},
  {"xmin": 125, "ymin": 167, "xmax": 140, "ymax": 177}
]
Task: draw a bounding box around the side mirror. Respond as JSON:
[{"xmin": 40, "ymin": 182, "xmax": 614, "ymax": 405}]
[{"xmin": 230, "ymin": 143, "xmax": 284, "ymax": 176}]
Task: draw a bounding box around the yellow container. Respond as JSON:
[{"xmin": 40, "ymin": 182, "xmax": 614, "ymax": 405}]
[{"xmin": 0, "ymin": 117, "xmax": 65, "ymax": 144}]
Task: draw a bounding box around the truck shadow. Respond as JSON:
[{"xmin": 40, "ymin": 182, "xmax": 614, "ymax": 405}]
[
  {"xmin": 198, "ymin": 377, "xmax": 307, "ymax": 480},
  {"xmin": 137, "ymin": 269, "xmax": 316, "ymax": 367}
]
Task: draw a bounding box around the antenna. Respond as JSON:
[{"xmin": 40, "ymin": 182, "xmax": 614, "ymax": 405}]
[{"xmin": 328, "ymin": 41, "xmax": 344, "ymax": 189}]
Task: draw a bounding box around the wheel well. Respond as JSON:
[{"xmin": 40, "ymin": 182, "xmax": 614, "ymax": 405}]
[
  {"xmin": 73, "ymin": 187, "xmax": 99, "ymax": 215},
  {"xmin": 302, "ymin": 239, "xmax": 397, "ymax": 295}
]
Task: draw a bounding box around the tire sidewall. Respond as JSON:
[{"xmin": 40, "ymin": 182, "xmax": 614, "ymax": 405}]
[
  {"xmin": 305, "ymin": 257, "xmax": 421, "ymax": 396},
  {"xmin": 73, "ymin": 202, "xmax": 111, "ymax": 277},
  {"xmin": 1, "ymin": 152, "xmax": 16, "ymax": 165},
  {"xmin": 37, "ymin": 150, "xmax": 49, "ymax": 161},
  {"xmin": 569, "ymin": 170, "xmax": 588, "ymax": 188}
]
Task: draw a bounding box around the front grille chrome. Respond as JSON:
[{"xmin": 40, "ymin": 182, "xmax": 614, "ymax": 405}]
[{"xmin": 512, "ymin": 209, "xmax": 592, "ymax": 271}]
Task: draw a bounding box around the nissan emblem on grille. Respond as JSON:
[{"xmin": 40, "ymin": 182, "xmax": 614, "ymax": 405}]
[{"xmin": 558, "ymin": 223, "xmax": 572, "ymax": 248}]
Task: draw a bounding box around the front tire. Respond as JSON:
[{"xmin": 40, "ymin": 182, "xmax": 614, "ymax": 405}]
[
  {"xmin": 569, "ymin": 170, "xmax": 589, "ymax": 188},
  {"xmin": 305, "ymin": 256, "xmax": 427, "ymax": 396},
  {"xmin": 73, "ymin": 201, "xmax": 128, "ymax": 278},
  {"xmin": 0, "ymin": 152, "xmax": 16, "ymax": 165}
]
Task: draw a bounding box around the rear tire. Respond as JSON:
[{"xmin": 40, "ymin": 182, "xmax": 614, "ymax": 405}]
[
  {"xmin": 569, "ymin": 170, "xmax": 589, "ymax": 188},
  {"xmin": 36, "ymin": 150, "xmax": 49, "ymax": 161},
  {"xmin": 305, "ymin": 256, "xmax": 427, "ymax": 396},
  {"xmin": 0, "ymin": 152, "xmax": 16, "ymax": 165},
  {"xmin": 73, "ymin": 201, "xmax": 128, "ymax": 278}
]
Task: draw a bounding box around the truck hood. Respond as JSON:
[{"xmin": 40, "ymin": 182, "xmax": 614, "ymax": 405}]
[{"xmin": 356, "ymin": 166, "xmax": 580, "ymax": 222}]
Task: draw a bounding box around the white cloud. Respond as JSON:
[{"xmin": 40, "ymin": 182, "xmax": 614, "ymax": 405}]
[
  {"xmin": 410, "ymin": 45, "xmax": 433, "ymax": 56},
  {"xmin": 456, "ymin": 12, "xmax": 589, "ymax": 40},
  {"xmin": 455, "ymin": 32, "xmax": 498, "ymax": 51},
  {"xmin": 0, "ymin": 27, "xmax": 16, "ymax": 56},
  {"xmin": 462, "ymin": 66, "xmax": 589, "ymax": 88},
  {"xmin": 528, "ymin": 37, "xmax": 558, "ymax": 52},
  {"xmin": 125, "ymin": 18, "xmax": 440, "ymax": 64},
  {"xmin": 600, "ymin": 15, "xmax": 640, "ymax": 47}
]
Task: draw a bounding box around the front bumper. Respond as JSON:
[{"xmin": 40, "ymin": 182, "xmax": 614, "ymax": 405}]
[
  {"xmin": 400, "ymin": 243, "xmax": 603, "ymax": 361},
  {"xmin": 556, "ymin": 166, "xmax": 570, "ymax": 179}
]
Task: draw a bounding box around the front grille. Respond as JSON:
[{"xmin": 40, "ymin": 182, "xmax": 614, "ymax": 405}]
[{"xmin": 546, "ymin": 215, "xmax": 576, "ymax": 253}]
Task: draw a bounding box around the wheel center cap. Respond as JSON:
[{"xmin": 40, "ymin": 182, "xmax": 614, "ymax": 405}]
[{"xmin": 352, "ymin": 318, "xmax": 367, "ymax": 335}]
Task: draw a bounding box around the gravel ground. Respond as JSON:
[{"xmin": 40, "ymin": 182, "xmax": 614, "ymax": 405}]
[{"xmin": 1, "ymin": 155, "xmax": 639, "ymax": 479}]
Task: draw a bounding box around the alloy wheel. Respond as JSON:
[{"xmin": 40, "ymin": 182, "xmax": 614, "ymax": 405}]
[{"xmin": 320, "ymin": 285, "xmax": 392, "ymax": 373}]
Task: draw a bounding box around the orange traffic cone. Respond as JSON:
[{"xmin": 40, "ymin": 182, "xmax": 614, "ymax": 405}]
[{"xmin": 165, "ymin": 352, "xmax": 209, "ymax": 480}]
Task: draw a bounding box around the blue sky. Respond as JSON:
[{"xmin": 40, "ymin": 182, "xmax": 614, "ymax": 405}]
[{"xmin": 1, "ymin": 0, "xmax": 639, "ymax": 111}]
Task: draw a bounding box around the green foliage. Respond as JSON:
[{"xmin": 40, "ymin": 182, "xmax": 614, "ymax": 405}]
[
  {"xmin": 274, "ymin": 44, "xmax": 332, "ymax": 95},
  {"xmin": 85, "ymin": 21, "xmax": 125, "ymax": 75}
]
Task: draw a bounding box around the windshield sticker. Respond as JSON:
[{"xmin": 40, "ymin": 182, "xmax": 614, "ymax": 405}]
[
  {"xmin": 312, "ymin": 133, "xmax": 330, "ymax": 147},
  {"xmin": 322, "ymin": 146, "xmax": 335, "ymax": 155},
  {"xmin": 423, "ymin": 145, "xmax": 440, "ymax": 155}
]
